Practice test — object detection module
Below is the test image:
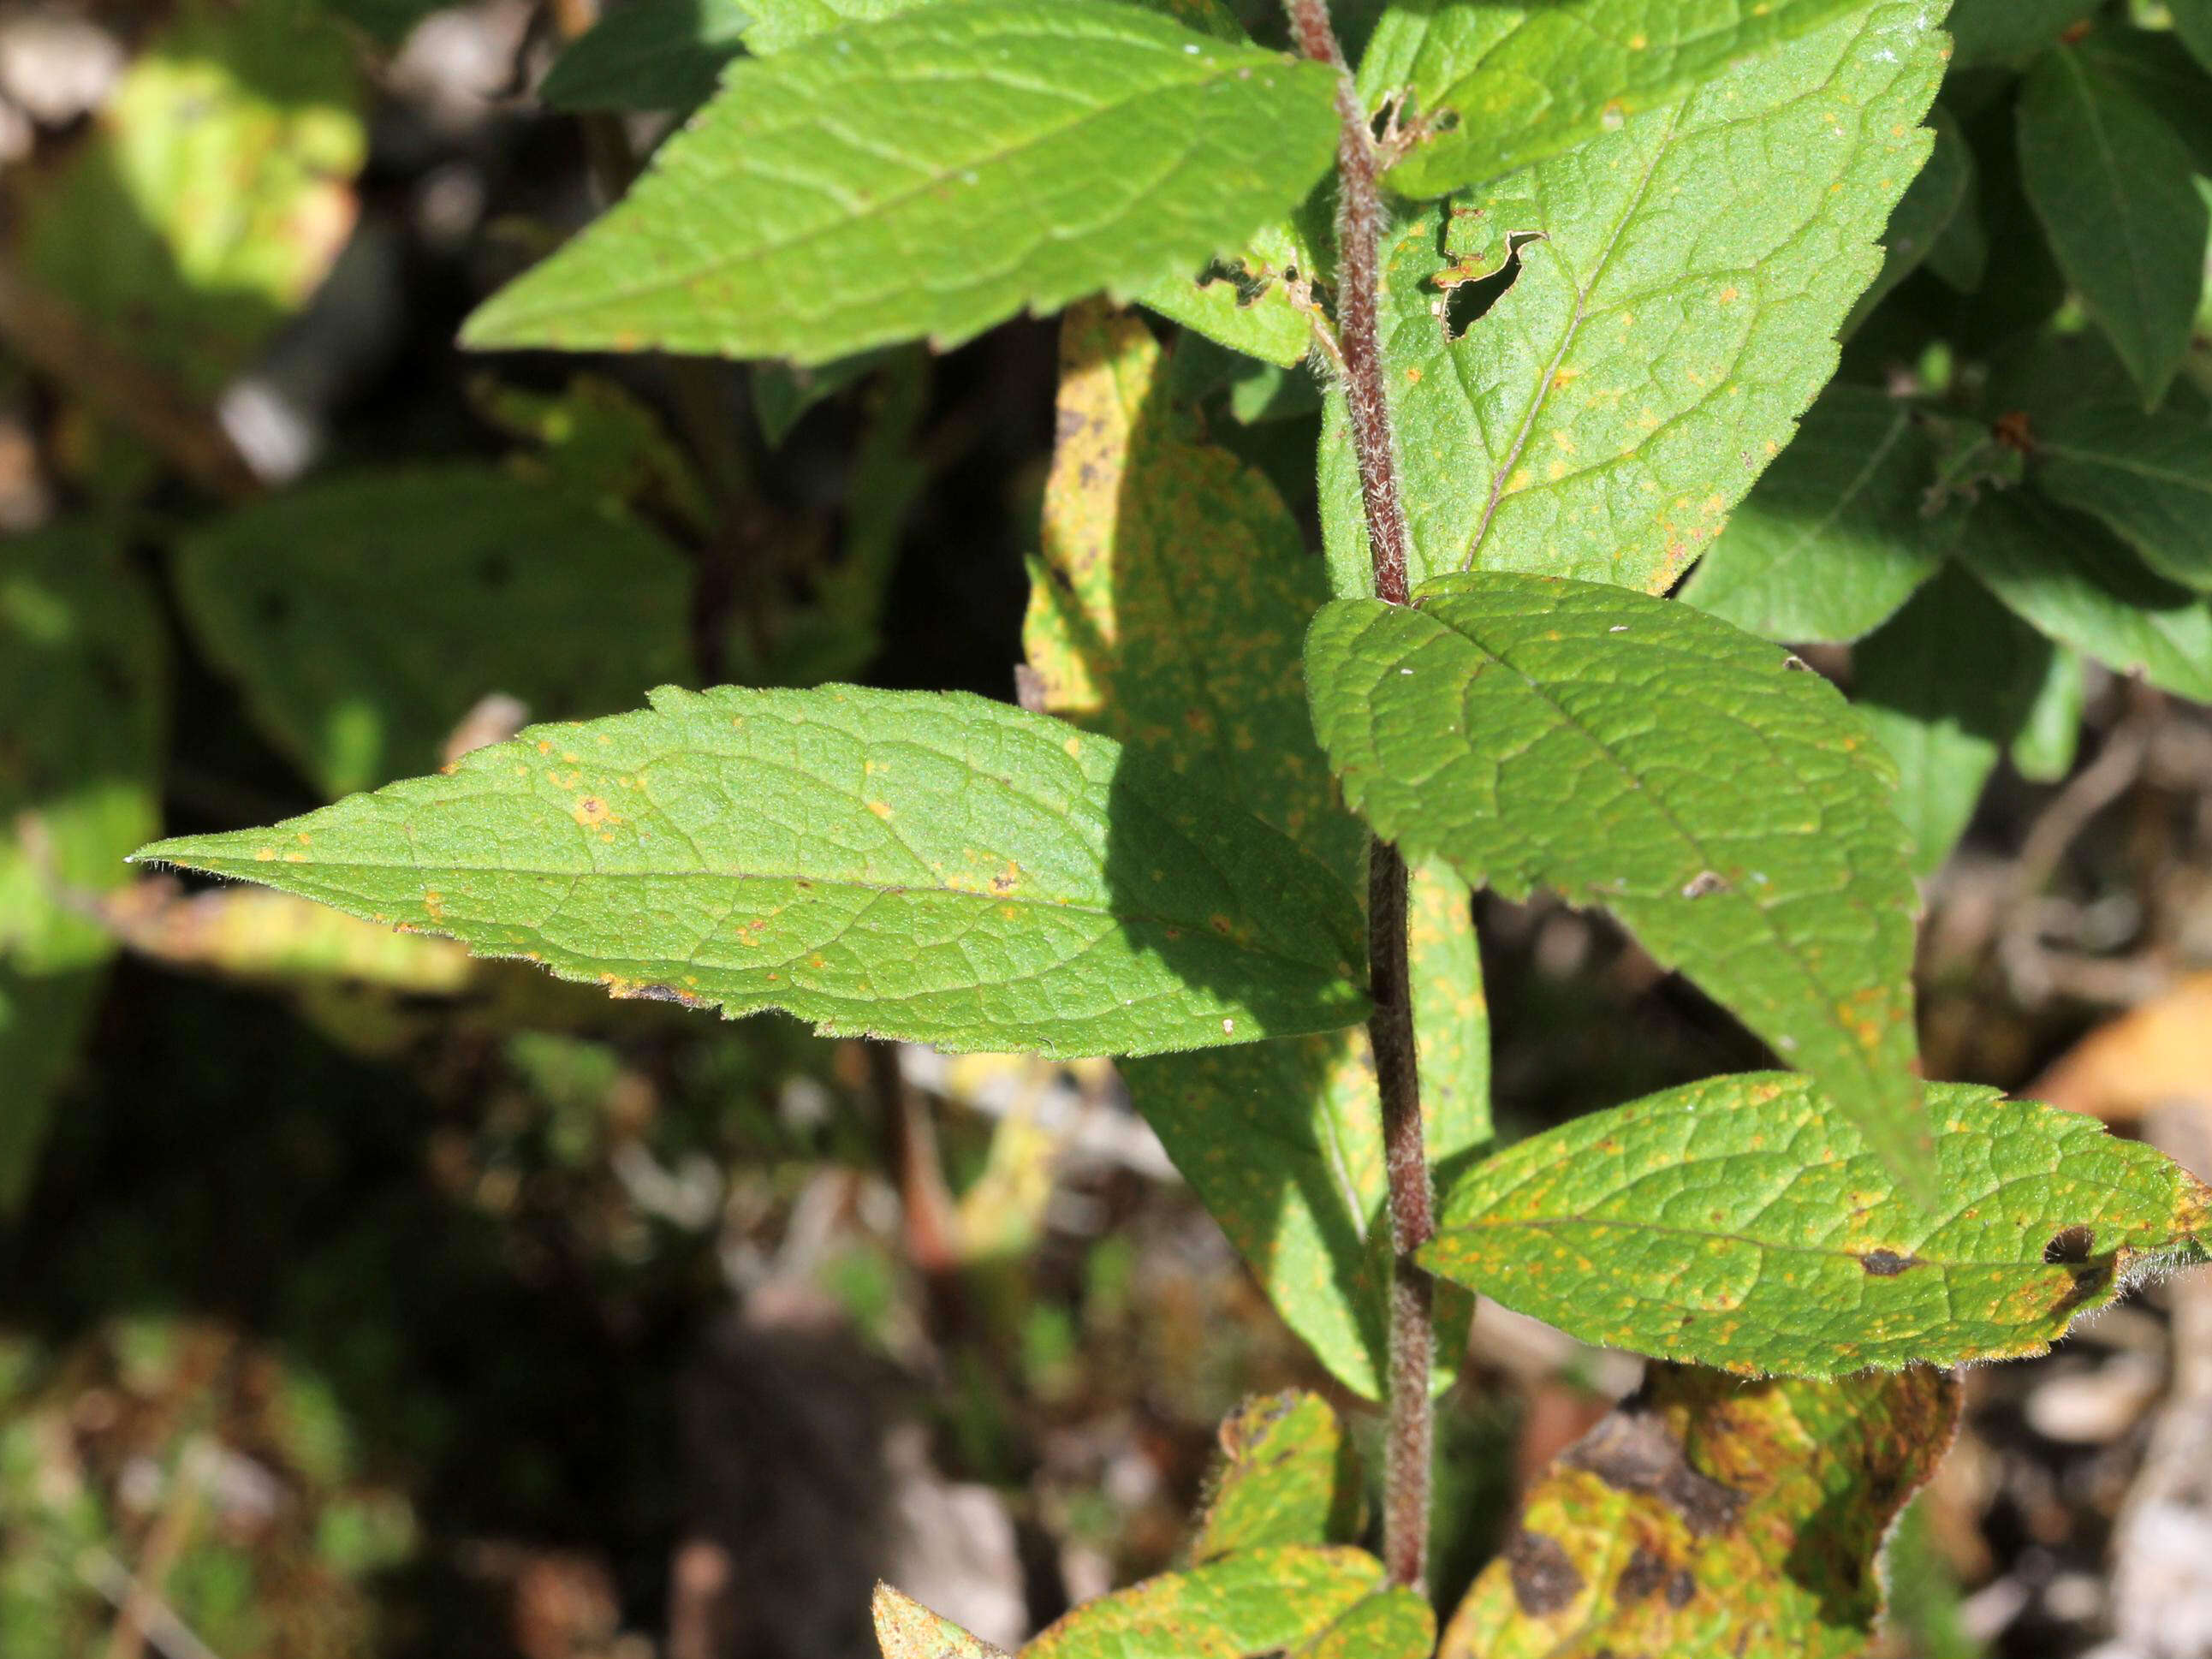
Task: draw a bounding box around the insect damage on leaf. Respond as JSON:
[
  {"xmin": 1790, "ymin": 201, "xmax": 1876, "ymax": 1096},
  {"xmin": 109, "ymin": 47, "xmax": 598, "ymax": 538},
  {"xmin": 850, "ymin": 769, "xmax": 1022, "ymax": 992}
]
[{"xmin": 1439, "ymin": 1364, "xmax": 1960, "ymax": 1659}]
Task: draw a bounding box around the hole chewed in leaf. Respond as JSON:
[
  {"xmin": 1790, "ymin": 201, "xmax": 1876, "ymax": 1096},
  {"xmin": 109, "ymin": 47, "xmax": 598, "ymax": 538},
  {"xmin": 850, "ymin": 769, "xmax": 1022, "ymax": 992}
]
[
  {"xmin": 2044, "ymin": 1224, "xmax": 2095, "ymax": 1264},
  {"xmin": 1438, "ymin": 232, "xmax": 1543, "ymax": 340}
]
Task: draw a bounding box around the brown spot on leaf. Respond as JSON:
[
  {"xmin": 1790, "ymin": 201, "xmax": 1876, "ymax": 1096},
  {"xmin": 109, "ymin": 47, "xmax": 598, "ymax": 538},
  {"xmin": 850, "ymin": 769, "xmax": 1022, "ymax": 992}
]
[
  {"xmin": 1561, "ymin": 1397, "xmax": 1745, "ymax": 1537},
  {"xmin": 1505, "ymin": 1528, "xmax": 1582, "ymax": 1616},
  {"xmin": 1858, "ymin": 1249, "xmax": 1918, "ymax": 1277}
]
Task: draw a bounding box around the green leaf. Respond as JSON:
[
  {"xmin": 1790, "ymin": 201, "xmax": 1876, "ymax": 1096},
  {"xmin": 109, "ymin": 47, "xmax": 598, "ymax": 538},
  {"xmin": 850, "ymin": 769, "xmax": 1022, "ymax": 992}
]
[
  {"xmin": 1852, "ymin": 566, "xmax": 2054, "ymax": 877},
  {"xmin": 1, "ymin": 526, "xmax": 168, "ymax": 1210},
  {"xmin": 21, "ymin": 0, "xmax": 365, "ymax": 398},
  {"xmin": 1299, "ymin": 1591, "xmax": 1433, "ymax": 1659},
  {"xmin": 540, "ymin": 0, "xmax": 752, "ymax": 111},
  {"xmin": 2010, "ymin": 645, "xmax": 2084, "ymax": 784},
  {"xmin": 1023, "ymin": 1546, "xmax": 1393, "ymax": 1659},
  {"xmin": 2175, "ymin": 0, "xmax": 2212, "ymax": 80},
  {"xmin": 873, "ymin": 1585, "xmax": 1009, "ymax": 1659},
  {"xmin": 1305, "ymin": 575, "xmax": 1929, "ymax": 1187},
  {"xmin": 742, "ymin": 0, "xmax": 1248, "ymax": 54},
  {"xmin": 1437, "ymin": 1364, "xmax": 1959, "ymax": 1659},
  {"xmin": 1191, "ymin": 1392, "xmax": 1358, "ymax": 1561},
  {"xmin": 175, "ymin": 466, "xmax": 696, "ymax": 799},
  {"xmin": 1025, "ymin": 306, "xmax": 1484, "ymax": 1398},
  {"xmin": 133, "ymin": 685, "xmax": 1371, "ymax": 1060},
  {"xmin": 1323, "ymin": 1, "xmax": 1947, "ymax": 599},
  {"xmin": 2016, "ymin": 46, "xmax": 2208, "ymax": 410},
  {"xmin": 1847, "ymin": 106, "xmax": 1972, "ymax": 335},
  {"xmin": 1424, "ymin": 1071, "xmax": 2212, "ymax": 1376},
  {"xmin": 1680, "ymin": 384, "xmax": 1954, "ymax": 643},
  {"xmin": 2073, "ymin": 26, "xmax": 2212, "ymax": 180},
  {"xmin": 1947, "ymin": 0, "xmax": 2100, "ymax": 68},
  {"xmin": 751, "ymin": 351, "xmax": 895, "ymax": 448},
  {"xmin": 473, "ymin": 374, "xmax": 712, "ymax": 533},
  {"xmin": 460, "ymin": 1, "xmax": 1339, "ymax": 366},
  {"xmin": 1136, "ymin": 220, "xmax": 1322, "ymax": 371},
  {"xmin": 1952, "ymin": 491, "xmax": 2212, "ymax": 702},
  {"xmin": 1359, "ymin": 0, "xmax": 1870, "ymax": 199},
  {"xmin": 2033, "ymin": 403, "xmax": 2212, "ymax": 592}
]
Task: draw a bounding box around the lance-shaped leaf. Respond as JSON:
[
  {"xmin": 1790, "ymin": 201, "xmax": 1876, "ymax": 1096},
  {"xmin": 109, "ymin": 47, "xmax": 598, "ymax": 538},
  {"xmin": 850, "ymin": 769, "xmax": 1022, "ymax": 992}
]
[
  {"xmin": 1680, "ymin": 384, "xmax": 1956, "ymax": 644},
  {"xmin": 1359, "ymin": 0, "xmax": 1870, "ymax": 199},
  {"xmin": 1438, "ymin": 1364, "xmax": 1960, "ymax": 1659},
  {"xmin": 1323, "ymin": 1, "xmax": 1947, "ymax": 599},
  {"xmin": 1424, "ymin": 1073, "xmax": 2212, "ymax": 1376},
  {"xmin": 1852, "ymin": 566, "xmax": 2054, "ymax": 876},
  {"xmin": 873, "ymin": 1585, "xmax": 1009, "ymax": 1659},
  {"xmin": 2017, "ymin": 46, "xmax": 2208, "ymax": 409},
  {"xmin": 1306, "ymin": 575, "xmax": 1927, "ymax": 1186},
  {"xmin": 2034, "ymin": 403, "xmax": 2212, "ymax": 592},
  {"xmin": 1953, "ymin": 491, "xmax": 2212, "ymax": 703},
  {"xmin": 1024, "ymin": 1546, "xmax": 1409, "ymax": 1659},
  {"xmin": 461, "ymin": 1, "xmax": 1338, "ymax": 366},
  {"xmin": 134, "ymin": 685, "xmax": 1370, "ymax": 1060},
  {"xmin": 2, "ymin": 526, "xmax": 168, "ymax": 1210},
  {"xmin": 1026, "ymin": 306, "xmax": 1485, "ymax": 1397},
  {"xmin": 175, "ymin": 466, "xmax": 695, "ymax": 799}
]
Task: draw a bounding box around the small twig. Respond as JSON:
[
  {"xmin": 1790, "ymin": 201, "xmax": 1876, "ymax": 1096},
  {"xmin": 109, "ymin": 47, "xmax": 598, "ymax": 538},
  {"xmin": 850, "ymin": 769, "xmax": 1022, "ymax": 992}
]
[
  {"xmin": 2000, "ymin": 699, "xmax": 2159, "ymax": 1007},
  {"xmin": 0, "ymin": 262, "xmax": 257, "ymax": 500},
  {"xmin": 1285, "ymin": 0, "xmax": 1431, "ymax": 1593}
]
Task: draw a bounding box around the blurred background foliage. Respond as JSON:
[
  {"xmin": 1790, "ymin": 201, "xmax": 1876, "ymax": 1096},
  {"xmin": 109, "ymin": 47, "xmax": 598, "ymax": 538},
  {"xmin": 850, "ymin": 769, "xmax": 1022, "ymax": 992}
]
[{"xmin": 3, "ymin": 2, "xmax": 2212, "ymax": 1656}]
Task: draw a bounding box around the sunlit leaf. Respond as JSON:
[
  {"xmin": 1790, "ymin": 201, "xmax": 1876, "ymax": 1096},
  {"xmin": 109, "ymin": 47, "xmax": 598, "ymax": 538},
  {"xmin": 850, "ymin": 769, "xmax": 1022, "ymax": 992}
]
[
  {"xmin": 1305, "ymin": 575, "xmax": 1928, "ymax": 1187},
  {"xmin": 134, "ymin": 686, "xmax": 1371, "ymax": 1059},
  {"xmin": 461, "ymin": 1, "xmax": 1338, "ymax": 365},
  {"xmin": 1424, "ymin": 1073, "xmax": 2211, "ymax": 1375},
  {"xmin": 1191, "ymin": 1392, "xmax": 1357, "ymax": 1561}
]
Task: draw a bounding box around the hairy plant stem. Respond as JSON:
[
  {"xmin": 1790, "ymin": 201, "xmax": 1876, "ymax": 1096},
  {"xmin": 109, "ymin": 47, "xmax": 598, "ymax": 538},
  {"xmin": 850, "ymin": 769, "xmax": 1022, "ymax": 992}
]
[{"xmin": 1286, "ymin": 0, "xmax": 1432, "ymax": 1594}]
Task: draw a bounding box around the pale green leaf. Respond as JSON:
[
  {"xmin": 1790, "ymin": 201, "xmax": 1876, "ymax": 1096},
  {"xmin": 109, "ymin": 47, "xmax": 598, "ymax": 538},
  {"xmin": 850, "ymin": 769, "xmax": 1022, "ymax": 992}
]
[
  {"xmin": 1323, "ymin": 1, "xmax": 1947, "ymax": 599},
  {"xmin": 1424, "ymin": 1072, "xmax": 2212, "ymax": 1376},
  {"xmin": 22, "ymin": 0, "xmax": 365, "ymax": 397},
  {"xmin": 540, "ymin": 0, "xmax": 752, "ymax": 110},
  {"xmin": 175, "ymin": 466, "xmax": 696, "ymax": 799},
  {"xmin": 460, "ymin": 1, "xmax": 1338, "ymax": 366},
  {"xmin": 1025, "ymin": 306, "xmax": 1483, "ymax": 1398},
  {"xmin": 1305, "ymin": 575, "xmax": 1929, "ymax": 1186},
  {"xmin": 873, "ymin": 1585, "xmax": 1009, "ymax": 1659},
  {"xmin": 2017, "ymin": 46, "xmax": 2208, "ymax": 409},
  {"xmin": 1136, "ymin": 220, "xmax": 1322, "ymax": 371},
  {"xmin": 1190, "ymin": 1392, "xmax": 1355, "ymax": 1561},
  {"xmin": 1853, "ymin": 566, "xmax": 2053, "ymax": 876},
  {"xmin": 1680, "ymin": 384, "xmax": 1954, "ymax": 643},
  {"xmin": 742, "ymin": 0, "xmax": 1247, "ymax": 54},
  {"xmin": 1024, "ymin": 1546, "xmax": 1388, "ymax": 1659},
  {"xmin": 2035, "ymin": 403, "xmax": 2212, "ymax": 592},
  {"xmin": 1953, "ymin": 491, "xmax": 2212, "ymax": 702},
  {"xmin": 133, "ymin": 685, "xmax": 1370, "ymax": 1059},
  {"xmin": 1359, "ymin": 0, "xmax": 1870, "ymax": 199},
  {"xmin": 1, "ymin": 526, "xmax": 168, "ymax": 1210},
  {"xmin": 1438, "ymin": 1364, "xmax": 1959, "ymax": 1659},
  {"xmin": 1300, "ymin": 1590, "xmax": 1433, "ymax": 1659}
]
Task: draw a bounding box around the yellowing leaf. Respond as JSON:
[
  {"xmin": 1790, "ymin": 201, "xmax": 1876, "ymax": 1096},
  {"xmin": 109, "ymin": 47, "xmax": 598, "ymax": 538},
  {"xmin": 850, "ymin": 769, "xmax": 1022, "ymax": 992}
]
[
  {"xmin": 1025, "ymin": 306, "xmax": 1484, "ymax": 1397},
  {"xmin": 1439, "ymin": 1364, "xmax": 1960, "ymax": 1659}
]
